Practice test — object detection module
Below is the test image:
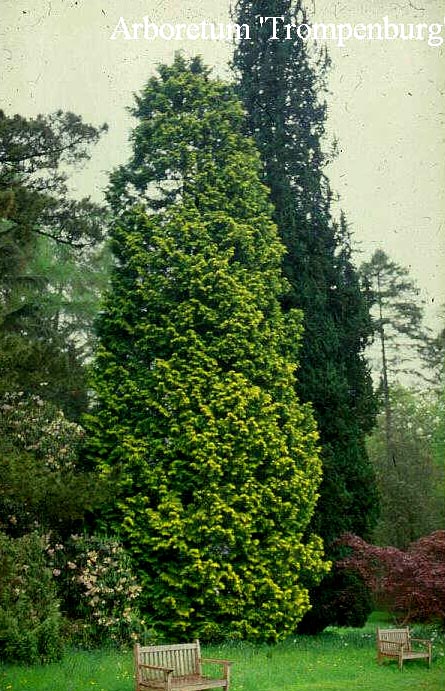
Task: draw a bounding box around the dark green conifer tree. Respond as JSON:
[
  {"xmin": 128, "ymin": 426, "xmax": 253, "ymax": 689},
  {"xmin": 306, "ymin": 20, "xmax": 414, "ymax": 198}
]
[
  {"xmin": 87, "ymin": 55, "xmax": 328, "ymax": 641},
  {"xmin": 232, "ymin": 1, "xmax": 378, "ymax": 630}
]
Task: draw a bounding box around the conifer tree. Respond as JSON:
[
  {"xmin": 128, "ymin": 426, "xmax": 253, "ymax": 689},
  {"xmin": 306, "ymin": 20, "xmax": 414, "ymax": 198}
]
[
  {"xmin": 232, "ymin": 1, "xmax": 378, "ymax": 631},
  {"xmin": 87, "ymin": 55, "xmax": 328, "ymax": 642},
  {"xmin": 360, "ymin": 250, "xmax": 431, "ymax": 435},
  {"xmin": 232, "ymin": 1, "xmax": 378, "ymax": 545},
  {"xmin": 0, "ymin": 110, "xmax": 108, "ymax": 418}
]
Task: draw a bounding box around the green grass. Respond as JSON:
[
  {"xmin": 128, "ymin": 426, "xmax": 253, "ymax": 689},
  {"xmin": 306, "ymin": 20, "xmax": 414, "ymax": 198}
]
[{"xmin": 1, "ymin": 616, "xmax": 444, "ymax": 691}]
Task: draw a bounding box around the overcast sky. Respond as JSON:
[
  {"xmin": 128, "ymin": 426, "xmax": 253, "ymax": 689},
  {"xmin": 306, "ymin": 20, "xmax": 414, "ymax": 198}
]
[{"xmin": 2, "ymin": 0, "xmax": 444, "ymax": 331}]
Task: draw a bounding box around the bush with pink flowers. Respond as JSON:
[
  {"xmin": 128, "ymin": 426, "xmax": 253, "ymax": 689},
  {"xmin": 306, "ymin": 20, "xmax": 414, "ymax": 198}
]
[{"xmin": 45, "ymin": 533, "xmax": 146, "ymax": 647}]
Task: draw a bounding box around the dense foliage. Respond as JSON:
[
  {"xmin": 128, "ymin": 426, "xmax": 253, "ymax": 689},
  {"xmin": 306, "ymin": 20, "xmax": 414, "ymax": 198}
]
[
  {"xmin": 0, "ymin": 394, "xmax": 107, "ymax": 538},
  {"xmin": 87, "ymin": 55, "xmax": 328, "ymax": 642},
  {"xmin": 232, "ymin": 1, "xmax": 378, "ymax": 548},
  {"xmin": 0, "ymin": 108, "xmax": 122, "ymax": 661},
  {"xmin": 367, "ymin": 387, "xmax": 445, "ymax": 549},
  {"xmin": 297, "ymin": 565, "xmax": 373, "ymax": 635},
  {"xmin": 0, "ymin": 532, "xmax": 62, "ymax": 664},
  {"xmin": 232, "ymin": 1, "xmax": 378, "ymax": 633},
  {"xmin": 0, "ymin": 109, "xmax": 108, "ymax": 419},
  {"xmin": 0, "ymin": 393, "xmax": 142, "ymax": 660},
  {"xmin": 339, "ymin": 531, "xmax": 445, "ymax": 626}
]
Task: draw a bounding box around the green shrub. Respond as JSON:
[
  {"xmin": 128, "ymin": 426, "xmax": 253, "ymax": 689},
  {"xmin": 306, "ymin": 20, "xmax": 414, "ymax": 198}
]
[
  {"xmin": 298, "ymin": 567, "xmax": 373, "ymax": 634},
  {"xmin": 0, "ymin": 531, "xmax": 63, "ymax": 663}
]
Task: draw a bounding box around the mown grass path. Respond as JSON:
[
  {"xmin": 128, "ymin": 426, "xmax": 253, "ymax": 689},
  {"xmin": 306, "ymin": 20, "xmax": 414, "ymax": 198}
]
[{"xmin": 1, "ymin": 619, "xmax": 444, "ymax": 691}]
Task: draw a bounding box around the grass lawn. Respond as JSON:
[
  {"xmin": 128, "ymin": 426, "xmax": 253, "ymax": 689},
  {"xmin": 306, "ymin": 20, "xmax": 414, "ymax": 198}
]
[{"xmin": 1, "ymin": 616, "xmax": 444, "ymax": 691}]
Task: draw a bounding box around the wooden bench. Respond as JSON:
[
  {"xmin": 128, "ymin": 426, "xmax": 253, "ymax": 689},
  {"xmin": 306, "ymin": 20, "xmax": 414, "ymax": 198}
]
[
  {"xmin": 376, "ymin": 627, "xmax": 432, "ymax": 670},
  {"xmin": 134, "ymin": 640, "xmax": 231, "ymax": 691}
]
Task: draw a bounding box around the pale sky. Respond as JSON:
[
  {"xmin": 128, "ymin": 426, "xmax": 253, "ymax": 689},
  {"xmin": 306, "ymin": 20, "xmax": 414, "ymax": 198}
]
[{"xmin": 1, "ymin": 0, "xmax": 444, "ymax": 331}]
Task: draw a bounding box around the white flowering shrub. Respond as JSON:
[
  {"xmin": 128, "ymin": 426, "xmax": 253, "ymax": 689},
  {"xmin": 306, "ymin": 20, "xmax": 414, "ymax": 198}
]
[
  {"xmin": 45, "ymin": 534, "xmax": 145, "ymax": 647},
  {"xmin": 0, "ymin": 393, "xmax": 106, "ymax": 536},
  {"xmin": 0, "ymin": 393, "xmax": 84, "ymax": 473}
]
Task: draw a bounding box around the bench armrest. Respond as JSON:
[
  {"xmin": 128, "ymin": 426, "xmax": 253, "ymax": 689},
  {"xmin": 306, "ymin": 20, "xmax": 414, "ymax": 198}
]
[
  {"xmin": 201, "ymin": 657, "xmax": 232, "ymax": 677},
  {"xmin": 411, "ymin": 638, "xmax": 432, "ymax": 649}
]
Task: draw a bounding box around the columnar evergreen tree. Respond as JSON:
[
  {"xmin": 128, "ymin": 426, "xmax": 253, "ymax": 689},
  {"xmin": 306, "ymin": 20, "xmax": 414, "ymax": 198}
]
[
  {"xmin": 232, "ymin": 1, "xmax": 378, "ymax": 633},
  {"xmin": 87, "ymin": 55, "xmax": 328, "ymax": 642},
  {"xmin": 232, "ymin": 4, "xmax": 378, "ymax": 546}
]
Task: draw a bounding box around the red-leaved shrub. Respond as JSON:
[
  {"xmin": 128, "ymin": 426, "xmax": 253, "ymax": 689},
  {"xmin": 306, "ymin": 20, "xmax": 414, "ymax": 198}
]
[{"xmin": 337, "ymin": 531, "xmax": 445, "ymax": 625}]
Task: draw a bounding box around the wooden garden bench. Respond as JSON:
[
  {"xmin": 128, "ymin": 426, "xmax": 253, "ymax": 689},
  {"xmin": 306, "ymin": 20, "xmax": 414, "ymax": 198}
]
[
  {"xmin": 376, "ymin": 627, "xmax": 432, "ymax": 670},
  {"xmin": 134, "ymin": 640, "xmax": 231, "ymax": 691}
]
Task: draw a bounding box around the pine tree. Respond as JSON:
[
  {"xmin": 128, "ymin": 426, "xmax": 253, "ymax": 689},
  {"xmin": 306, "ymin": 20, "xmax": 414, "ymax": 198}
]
[
  {"xmin": 360, "ymin": 249, "xmax": 431, "ymax": 461},
  {"xmin": 87, "ymin": 55, "xmax": 328, "ymax": 642},
  {"xmin": 232, "ymin": 3, "xmax": 378, "ymax": 547},
  {"xmin": 0, "ymin": 110, "xmax": 108, "ymax": 418}
]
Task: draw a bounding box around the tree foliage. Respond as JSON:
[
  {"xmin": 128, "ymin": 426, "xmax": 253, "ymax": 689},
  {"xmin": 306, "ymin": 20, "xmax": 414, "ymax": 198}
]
[
  {"xmin": 232, "ymin": 0, "xmax": 378, "ymax": 548},
  {"xmin": 87, "ymin": 55, "xmax": 328, "ymax": 642},
  {"xmin": 339, "ymin": 531, "xmax": 445, "ymax": 626},
  {"xmin": 367, "ymin": 386, "xmax": 445, "ymax": 549},
  {"xmin": 232, "ymin": 1, "xmax": 378, "ymax": 634},
  {"xmin": 0, "ymin": 109, "xmax": 108, "ymax": 418},
  {"xmin": 296, "ymin": 564, "xmax": 373, "ymax": 634},
  {"xmin": 0, "ymin": 391, "xmax": 129, "ymax": 656}
]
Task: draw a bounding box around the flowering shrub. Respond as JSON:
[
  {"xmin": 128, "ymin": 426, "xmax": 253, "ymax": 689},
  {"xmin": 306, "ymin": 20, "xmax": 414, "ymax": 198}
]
[
  {"xmin": 0, "ymin": 396, "xmax": 141, "ymax": 653},
  {"xmin": 0, "ymin": 393, "xmax": 84, "ymax": 473},
  {"xmin": 0, "ymin": 393, "xmax": 107, "ymax": 536},
  {"xmin": 0, "ymin": 531, "xmax": 62, "ymax": 663},
  {"xmin": 45, "ymin": 534, "xmax": 146, "ymax": 647}
]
